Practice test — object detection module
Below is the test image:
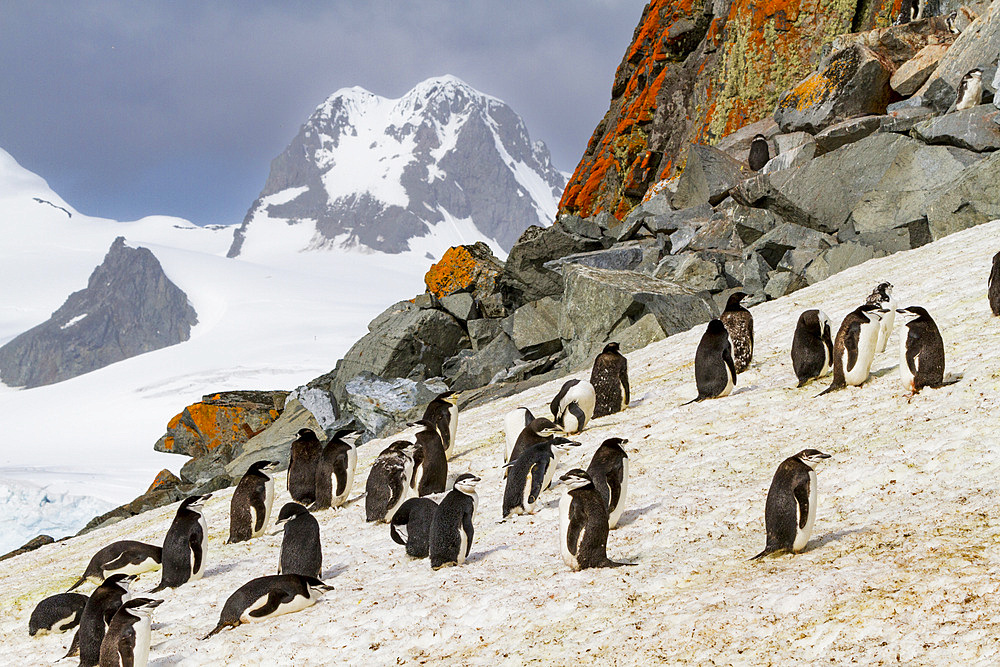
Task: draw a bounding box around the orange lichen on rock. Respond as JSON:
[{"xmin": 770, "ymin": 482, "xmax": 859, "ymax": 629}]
[
  {"xmin": 423, "ymin": 242, "xmax": 504, "ymax": 300},
  {"xmin": 146, "ymin": 469, "xmax": 180, "ymax": 493}
]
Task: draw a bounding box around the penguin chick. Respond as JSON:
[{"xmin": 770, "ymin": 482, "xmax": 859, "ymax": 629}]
[
  {"xmin": 590, "ymin": 341, "xmax": 630, "ymax": 418},
  {"xmin": 720, "ymin": 291, "xmax": 754, "ymax": 373}
]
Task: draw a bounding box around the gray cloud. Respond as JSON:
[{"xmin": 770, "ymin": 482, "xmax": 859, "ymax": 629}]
[{"xmin": 0, "ymin": 1, "xmax": 643, "ymax": 226}]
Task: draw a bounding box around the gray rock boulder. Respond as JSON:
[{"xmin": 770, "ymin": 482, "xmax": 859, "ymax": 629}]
[
  {"xmin": 0, "ymin": 237, "xmax": 198, "ymax": 389},
  {"xmin": 911, "ymin": 105, "xmax": 1000, "ymax": 152},
  {"xmin": 543, "ymin": 239, "xmax": 663, "ymax": 274},
  {"xmin": 891, "ymin": 44, "xmax": 950, "ymax": 96},
  {"xmin": 445, "ymin": 333, "xmax": 523, "ymax": 391},
  {"xmin": 744, "ymin": 223, "xmax": 837, "ymax": 269},
  {"xmin": 926, "ymin": 150, "xmax": 1000, "ymax": 239},
  {"xmin": 774, "ymin": 45, "xmax": 894, "ymax": 134},
  {"xmin": 438, "ymin": 293, "xmax": 478, "ymax": 321},
  {"xmin": 671, "ymin": 145, "xmax": 749, "ymax": 209},
  {"xmin": 498, "ymin": 224, "xmax": 606, "ymax": 309},
  {"xmin": 509, "ymin": 297, "xmax": 563, "ymax": 357},
  {"xmin": 467, "ymin": 318, "xmax": 504, "ymax": 352},
  {"xmin": 225, "ymin": 398, "xmax": 326, "ymax": 478},
  {"xmin": 879, "ymin": 106, "xmax": 936, "ymax": 133},
  {"xmin": 813, "ymin": 116, "xmax": 882, "ymax": 155}
]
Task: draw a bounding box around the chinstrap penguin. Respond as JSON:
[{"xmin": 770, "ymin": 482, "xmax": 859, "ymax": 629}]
[
  {"xmin": 590, "ymin": 342, "xmax": 630, "ymax": 418},
  {"xmin": 550, "ymin": 378, "xmax": 596, "ymax": 434},
  {"xmin": 365, "ymin": 440, "xmax": 421, "ymax": 523},
  {"xmin": 720, "ymin": 291, "xmax": 754, "ymax": 373},
  {"xmin": 429, "ymin": 473, "xmax": 480, "ymax": 569},
  {"xmin": 66, "ymin": 573, "xmax": 135, "ymax": 666},
  {"xmin": 390, "ymin": 497, "xmax": 439, "ymax": 559},
  {"xmin": 67, "ymin": 540, "xmax": 162, "ymax": 591},
  {"xmin": 503, "ymin": 438, "xmax": 580, "ymax": 517},
  {"xmin": 818, "ymin": 304, "xmax": 883, "ymax": 395},
  {"xmin": 313, "ymin": 428, "xmax": 359, "ymax": 510},
  {"xmin": 98, "ymin": 597, "xmax": 162, "ymax": 667},
  {"xmin": 203, "ymin": 575, "xmax": 333, "ymax": 639},
  {"xmin": 898, "ymin": 306, "xmax": 956, "ymax": 394},
  {"xmin": 989, "ymin": 250, "xmax": 1000, "ymax": 316},
  {"xmin": 748, "ymin": 134, "xmax": 770, "ymax": 172},
  {"xmin": 558, "ymin": 469, "xmax": 632, "ymax": 570},
  {"xmin": 152, "ymin": 494, "xmax": 210, "ymax": 592},
  {"xmin": 28, "ymin": 592, "xmax": 88, "ymax": 636},
  {"xmin": 752, "ymin": 449, "xmax": 831, "ymax": 559},
  {"xmin": 685, "ymin": 319, "xmax": 736, "ymax": 403},
  {"xmin": 287, "ymin": 427, "xmax": 323, "ymax": 506},
  {"xmin": 228, "ymin": 460, "xmax": 279, "ymax": 543},
  {"xmin": 275, "ymin": 502, "xmax": 322, "ymax": 579},
  {"xmin": 422, "ymin": 390, "xmax": 459, "ymax": 456},
  {"xmin": 955, "ymin": 67, "xmax": 984, "ymax": 111},
  {"xmin": 865, "ymin": 281, "xmax": 895, "ymax": 354},
  {"xmin": 791, "ymin": 309, "xmax": 834, "ymax": 386},
  {"xmin": 506, "ymin": 417, "xmax": 564, "ymax": 469},
  {"xmin": 586, "ymin": 438, "xmax": 630, "ymax": 529}
]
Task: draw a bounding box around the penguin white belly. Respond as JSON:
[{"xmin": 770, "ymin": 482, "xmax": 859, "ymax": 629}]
[
  {"xmin": 558, "ymin": 493, "xmax": 578, "ymax": 570},
  {"xmin": 447, "ymin": 405, "xmax": 458, "ymax": 452},
  {"xmin": 503, "ymin": 409, "xmax": 526, "ymax": 464},
  {"xmin": 250, "ymin": 478, "xmax": 274, "ymax": 538},
  {"xmin": 608, "ymin": 459, "xmax": 629, "ymax": 529},
  {"xmin": 844, "ymin": 321, "xmax": 880, "ymax": 386},
  {"xmin": 241, "ymin": 591, "xmax": 316, "ymax": 624},
  {"xmin": 133, "ymin": 615, "xmax": 152, "ymax": 667},
  {"xmin": 457, "ymin": 525, "xmax": 469, "ymax": 564},
  {"xmin": 820, "ymin": 342, "xmax": 832, "ymax": 377},
  {"xmin": 718, "ymin": 365, "xmax": 735, "ymax": 397},
  {"xmin": 191, "ymin": 515, "xmax": 208, "ymax": 580},
  {"xmin": 619, "ymin": 381, "xmax": 628, "ymax": 410},
  {"xmin": 109, "ymin": 556, "xmax": 160, "ymax": 577},
  {"xmin": 898, "ymin": 331, "xmax": 916, "ymax": 391},
  {"xmin": 793, "ymin": 471, "xmax": 818, "ymax": 552},
  {"xmin": 876, "ymin": 299, "xmax": 895, "ymax": 353},
  {"xmin": 543, "ymin": 454, "xmax": 559, "ymax": 490},
  {"xmin": 336, "ymin": 449, "xmax": 357, "ymax": 506}
]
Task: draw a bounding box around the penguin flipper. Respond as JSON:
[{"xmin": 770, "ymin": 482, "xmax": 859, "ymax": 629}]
[
  {"xmin": 190, "ymin": 526, "xmax": 204, "ymax": 578},
  {"xmin": 66, "ymin": 575, "xmax": 87, "ymax": 592},
  {"xmin": 527, "ymin": 461, "xmax": 546, "ymax": 506},
  {"xmin": 116, "ymin": 624, "xmax": 137, "ymax": 667},
  {"xmin": 202, "ymin": 621, "xmax": 231, "ymax": 640},
  {"xmin": 248, "ymin": 591, "xmax": 294, "ymax": 618},
  {"xmin": 463, "ymin": 510, "xmax": 475, "ymax": 558}
]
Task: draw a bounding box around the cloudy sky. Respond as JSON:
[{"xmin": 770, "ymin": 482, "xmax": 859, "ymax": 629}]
[{"xmin": 0, "ymin": 1, "xmax": 644, "ymax": 227}]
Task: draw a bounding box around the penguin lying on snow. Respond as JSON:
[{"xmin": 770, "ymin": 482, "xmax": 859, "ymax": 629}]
[
  {"xmin": 67, "ymin": 540, "xmax": 162, "ymax": 591},
  {"xmin": 203, "ymin": 574, "xmax": 333, "ymax": 639},
  {"xmin": 390, "ymin": 497, "xmax": 439, "ymax": 559},
  {"xmin": 558, "ymin": 469, "xmax": 633, "ymax": 570},
  {"xmin": 98, "ymin": 597, "xmax": 162, "ymax": 667},
  {"xmin": 550, "ymin": 378, "xmax": 596, "ymax": 434},
  {"xmin": 429, "ymin": 473, "xmax": 480, "ymax": 569},
  {"xmin": 228, "ymin": 460, "xmax": 279, "ymax": 543},
  {"xmin": 28, "ymin": 592, "xmax": 88, "ymax": 636},
  {"xmin": 752, "ymin": 449, "xmax": 831, "ymax": 560}
]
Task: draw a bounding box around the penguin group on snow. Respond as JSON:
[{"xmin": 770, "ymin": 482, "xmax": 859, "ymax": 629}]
[{"xmin": 27, "ymin": 247, "xmax": 998, "ymax": 661}]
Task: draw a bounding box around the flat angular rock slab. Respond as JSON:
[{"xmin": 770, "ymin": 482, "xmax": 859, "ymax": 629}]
[
  {"xmin": 671, "ymin": 145, "xmax": 749, "ymax": 209},
  {"xmin": 498, "ymin": 224, "xmax": 606, "ymax": 308},
  {"xmin": 761, "ymin": 142, "xmax": 816, "ymax": 174},
  {"xmin": 543, "ymin": 240, "xmax": 662, "ymax": 274},
  {"xmin": 911, "ymin": 105, "xmax": 1000, "ymax": 152},
  {"xmin": 879, "ymin": 106, "xmax": 936, "ymax": 133},
  {"xmin": 775, "ymin": 45, "xmax": 894, "ymax": 134},
  {"xmin": 814, "ymin": 116, "xmax": 882, "ymax": 155},
  {"xmin": 446, "ymin": 333, "xmax": 522, "ymax": 392},
  {"xmin": 509, "ymin": 296, "xmax": 563, "ymax": 354},
  {"xmin": 745, "ymin": 223, "xmax": 837, "ymax": 269},
  {"xmin": 423, "ymin": 242, "xmax": 504, "ymax": 301},
  {"xmin": 926, "ymin": 150, "xmax": 1000, "ymax": 239},
  {"xmin": 891, "ymin": 43, "xmax": 950, "ymax": 96}
]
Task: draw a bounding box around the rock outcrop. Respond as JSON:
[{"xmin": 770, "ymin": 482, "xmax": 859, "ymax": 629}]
[{"xmin": 0, "ymin": 237, "xmax": 198, "ymax": 388}]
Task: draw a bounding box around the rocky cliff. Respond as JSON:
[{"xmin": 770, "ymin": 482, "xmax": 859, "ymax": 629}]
[{"xmin": 0, "ymin": 237, "xmax": 198, "ymax": 388}]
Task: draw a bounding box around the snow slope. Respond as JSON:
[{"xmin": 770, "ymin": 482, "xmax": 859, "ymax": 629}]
[
  {"xmin": 3, "ymin": 221, "xmax": 998, "ymax": 664},
  {"xmin": 0, "ymin": 147, "xmax": 449, "ymax": 552}
]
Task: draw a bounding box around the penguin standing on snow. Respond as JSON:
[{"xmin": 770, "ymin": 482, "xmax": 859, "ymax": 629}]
[
  {"xmin": 502, "ymin": 407, "xmax": 535, "ymax": 464},
  {"xmin": 65, "ymin": 573, "xmax": 134, "ymax": 667},
  {"xmin": 313, "ymin": 428, "xmax": 358, "ymax": 510},
  {"xmin": 422, "ymin": 390, "xmax": 459, "ymax": 456},
  {"xmin": 550, "ymin": 378, "xmax": 596, "ymax": 434},
  {"xmin": 152, "ymin": 494, "xmax": 211, "ymax": 592},
  {"xmin": 503, "ymin": 438, "xmax": 580, "ymax": 517},
  {"xmin": 429, "ymin": 473, "xmax": 481, "ymax": 569},
  {"xmin": 288, "ymin": 428, "xmax": 323, "ymax": 505},
  {"xmin": 819, "ymin": 304, "xmax": 884, "ymax": 395},
  {"xmin": 590, "ymin": 342, "xmax": 630, "ymax": 418},
  {"xmin": 275, "ymin": 502, "xmax": 322, "ymax": 579},
  {"xmin": 748, "ymin": 134, "xmax": 770, "ymax": 172},
  {"xmin": 98, "ymin": 597, "xmax": 162, "ymax": 667},
  {"xmin": 685, "ymin": 319, "xmax": 736, "ymax": 403},
  {"xmin": 67, "ymin": 541, "xmax": 162, "ymax": 591},
  {"xmin": 865, "ymin": 281, "xmax": 895, "ymax": 353},
  {"xmin": 228, "ymin": 460, "xmax": 279, "ymax": 543},
  {"xmin": 955, "ymin": 67, "xmax": 984, "ymax": 111},
  {"xmin": 791, "ymin": 309, "xmax": 834, "ymax": 386},
  {"xmin": 365, "ymin": 441, "xmax": 421, "ymax": 523},
  {"xmin": 989, "ymin": 250, "xmax": 1000, "ymax": 316},
  {"xmin": 411, "ymin": 419, "xmax": 448, "ymax": 496},
  {"xmin": 752, "ymin": 449, "xmax": 831, "ymax": 560},
  {"xmin": 558, "ymin": 469, "xmax": 631, "ymax": 570},
  {"xmin": 720, "ymin": 291, "xmax": 754, "ymax": 373},
  {"xmin": 203, "ymin": 575, "xmax": 333, "ymax": 639},
  {"xmin": 506, "ymin": 417, "xmax": 563, "ymax": 467},
  {"xmin": 28, "ymin": 592, "xmax": 88, "ymax": 636},
  {"xmin": 898, "ymin": 306, "xmax": 956, "ymax": 395},
  {"xmin": 586, "ymin": 438, "xmax": 630, "ymax": 529},
  {"xmin": 390, "ymin": 497, "xmax": 439, "ymax": 559}
]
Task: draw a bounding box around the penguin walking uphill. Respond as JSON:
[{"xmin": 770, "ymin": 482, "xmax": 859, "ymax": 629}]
[
  {"xmin": 66, "ymin": 573, "xmax": 135, "ymax": 667},
  {"xmin": 313, "ymin": 428, "xmax": 358, "ymax": 510},
  {"xmin": 98, "ymin": 597, "xmax": 162, "ymax": 667},
  {"xmin": 865, "ymin": 281, "xmax": 895, "ymax": 354},
  {"xmin": 67, "ymin": 540, "xmax": 162, "ymax": 591},
  {"xmin": 752, "ymin": 449, "xmax": 831, "ymax": 560},
  {"xmin": 503, "ymin": 437, "xmax": 580, "ymax": 517},
  {"xmin": 275, "ymin": 502, "xmax": 322, "ymax": 579},
  {"xmin": 228, "ymin": 460, "xmax": 280, "ymax": 543},
  {"xmin": 685, "ymin": 319, "xmax": 736, "ymax": 403},
  {"xmin": 586, "ymin": 437, "xmax": 630, "ymax": 529},
  {"xmin": 365, "ymin": 440, "xmax": 422, "ymax": 523},
  {"xmin": 502, "ymin": 406, "xmax": 535, "ymax": 464},
  {"xmin": 988, "ymin": 250, "xmax": 1000, "ymax": 316},
  {"xmin": 720, "ymin": 291, "xmax": 754, "ymax": 373},
  {"xmin": 203, "ymin": 574, "xmax": 333, "ymax": 639},
  {"xmin": 288, "ymin": 428, "xmax": 323, "ymax": 506},
  {"xmin": 898, "ymin": 306, "xmax": 957, "ymax": 395},
  {"xmin": 558, "ymin": 469, "xmax": 632, "ymax": 571},
  {"xmin": 819, "ymin": 304, "xmax": 884, "ymax": 395},
  {"xmin": 590, "ymin": 342, "xmax": 630, "ymax": 418},
  {"xmin": 152, "ymin": 494, "xmax": 211, "ymax": 592},
  {"xmin": 422, "ymin": 390, "xmax": 459, "ymax": 456},
  {"xmin": 429, "ymin": 473, "xmax": 481, "ymax": 569},
  {"xmin": 791, "ymin": 309, "xmax": 835, "ymax": 386},
  {"xmin": 550, "ymin": 378, "xmax": 596, "ymax": 434}
]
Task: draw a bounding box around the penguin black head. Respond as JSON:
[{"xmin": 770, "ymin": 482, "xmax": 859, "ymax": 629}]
[
  {"xmin": 327, "ymin": 427, "xmax": 358, "ymax": 443},
  {"xmin": 548, "ymin": 437, "xmax": 582, "ymax": 453},
  {"xmin": 453, "ymin": 473, "xmax": 481, "ymax": 494},
  {"xmin": 409, "ymin": 419, "xmax": 438, "ymax": 432},
  {"xmin": 967, "ymin": 67, "xmax": 984, "ymax": 78},
  {"xmin": 247, "ymin": 460, "xmax": 280, "ymax": 475},
  {"xmin": 120, "ymin": 598, "xmax": 163, "ymax": 614},
  {"xmin": 856, "ymin": 303, "xmax": 884, "ymax": 323},
  {"xmin": 795, "ymin": 449, "xmax": 831, "ymax": 468},
  {"xmin": 528, "ymin": 417, "xmax": 563, "ymax": 437},
  {"xmin": 724, "ymin": 292, "xmax": 748, "ymax": 311},
  {"xmin": 102, "ymin": 573, "xmax": 137, "ymax": 592},
  {"xmin": 433, "ymin": 390, "xmax": 458, "ymax": 405},
  {"xmin": 599, "ymin": 437, "xmax": 630, "ymax": 456},
  {"xmin": 559, "ymin": 468, "xmax": 593, "ymax": 490},
  {"xmin": 896, "ymin": 306, "xmax": 932, "ymax": 321},
  {"xmin": 296, "ymin": 428, "xmax": 319, "ymax": 440},
  {"xmin": 706, "ymin": 318, "xmax": 728, "ymax": 336},
  {"xmin": 180, "ymin": 494, "xmax": 211, "ymax": 511},
  {"xmin": 872, "ymin": 282, "xmax": 893, "ymax": 299},
  {"xmin": 602, "ymin": 342, "xmax": 621, "ymax": 354},
  {"xmin": 276, "ymin": 502, "xmax": 310, "ymax": 525}
]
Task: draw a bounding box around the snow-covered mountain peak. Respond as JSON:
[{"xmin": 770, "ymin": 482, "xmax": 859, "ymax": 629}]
[{"xmin": 228, "ymin": 76, "xmax": 567, "ymax": 260}]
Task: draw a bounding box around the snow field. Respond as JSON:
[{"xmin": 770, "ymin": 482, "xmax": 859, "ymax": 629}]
[{"xmin": 2, "ymin": 221, "xmax": 999, "ymax": 664}]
